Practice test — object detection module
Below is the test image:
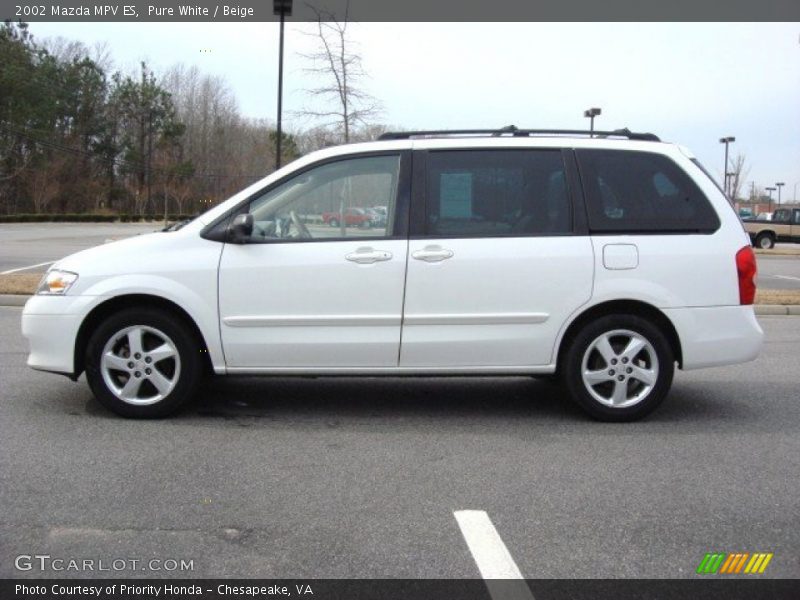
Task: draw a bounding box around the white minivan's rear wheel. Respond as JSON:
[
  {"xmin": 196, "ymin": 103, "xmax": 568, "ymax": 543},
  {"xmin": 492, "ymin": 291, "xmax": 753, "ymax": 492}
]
[
  {"xmin": 85, "ymin": 308, "xmax": 202, "ymax": 418},
  {"xmin": 562, "ymin": 314, "xmax": 674, "ymax": 421}
]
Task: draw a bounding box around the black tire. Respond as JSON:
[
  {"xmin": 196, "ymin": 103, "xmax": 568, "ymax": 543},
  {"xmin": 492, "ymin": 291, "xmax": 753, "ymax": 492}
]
[
  {"xmin": 329, "ymin": 218, "xmax": 339, "ymax": 228},
  {"xmin": 85, "ymin": 307, "xmax": 202, "ymax": 418},
  {"xmin": 561, "ymin": 314, "xmax": 674, "ymax": 422},
  {"xmin": 755, "ymin": 232, "xmax": 775, "ymax": 250}
]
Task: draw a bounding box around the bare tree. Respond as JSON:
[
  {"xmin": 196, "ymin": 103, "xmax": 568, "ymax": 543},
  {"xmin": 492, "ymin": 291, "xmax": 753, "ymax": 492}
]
[
  {"xmin": 728, "ymin": 153, "xmax": 749, "ymax": 203},
  {"xmin": 349, "ymin": 122, "xmax": 392, "ymax": 142},
  {"xmin": 294, "ymin": 124, "xmax": 341, "ymax": 154},
  {"xmin": 28, "ymin": 158, "xmax": 62, "ymax": 213},
  {"xmin": 295, "ymin": 1, "xmax": 382, "ymax": 143},
  {"xmin": 42, "ymin": 36, "xmax": 87, "ymax": 63},
  {"xmin": 160, "ymin": 64, "xmax": 302, "ymax": 209}
]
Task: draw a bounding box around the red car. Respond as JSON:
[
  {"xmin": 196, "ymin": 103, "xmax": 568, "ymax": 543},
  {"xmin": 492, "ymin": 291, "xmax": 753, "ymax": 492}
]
[{"xmin": 322, "ymin": 207, "xmax": 372, "ymax": 228}]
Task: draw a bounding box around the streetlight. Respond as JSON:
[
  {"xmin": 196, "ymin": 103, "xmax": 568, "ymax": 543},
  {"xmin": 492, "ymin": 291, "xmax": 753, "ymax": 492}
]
[
  {"xmin": 719, "ymin": 136, "xmax": 735, "ymax": 197},
  {"xmin": 776, "ymin": 182, "xmax": 785, "ymax": 206},
  {"xmin": 274, "ymin": 0, "xmax": 293, "ymax": 170},
  {"xmin": 584, "ymin": 107, "xmax": 601, "ymax": 137},
  {"xmin": 766, "ymin": 186, "xmax": 776, "ymax": 213}
]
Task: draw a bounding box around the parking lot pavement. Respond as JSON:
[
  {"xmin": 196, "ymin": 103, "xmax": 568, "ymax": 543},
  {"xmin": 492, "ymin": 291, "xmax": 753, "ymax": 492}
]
[
  {"xmin": 756, "ymin": 253, "xmax": 800, "ymax": 290},
  {"xmin": 1, "ymin": 307, "xmax": 799, "ymax": 580},
  {"xmin": 0, "ymin": 223, "xmax": 160, "ymax": 274}
]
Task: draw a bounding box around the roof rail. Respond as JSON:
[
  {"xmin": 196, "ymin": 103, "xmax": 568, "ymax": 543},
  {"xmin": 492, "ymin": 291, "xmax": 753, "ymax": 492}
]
[{"xmin": 378, "ymin": 126, "xmax": 660, "ymax": 142}]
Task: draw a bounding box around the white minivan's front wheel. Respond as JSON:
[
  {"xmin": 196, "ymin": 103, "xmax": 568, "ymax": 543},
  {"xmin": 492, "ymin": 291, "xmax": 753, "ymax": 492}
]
[
  {"xmin": 563, "ymin": 315, "xmax": 674, "ymax": 422},
  {"xmin": 85, "ymin": 308, "xmax": 202, "ymax": 418}
]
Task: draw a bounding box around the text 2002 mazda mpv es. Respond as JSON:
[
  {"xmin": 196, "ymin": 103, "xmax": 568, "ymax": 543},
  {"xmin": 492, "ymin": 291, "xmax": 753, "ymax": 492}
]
[{"xmin": 21, "ymin": 127, "xmax": 763, "ymax": 421}]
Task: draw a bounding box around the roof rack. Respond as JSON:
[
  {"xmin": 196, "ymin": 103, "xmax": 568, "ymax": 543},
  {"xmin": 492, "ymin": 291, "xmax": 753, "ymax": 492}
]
[{"xmin": 378, "ymin": 126, "xmax": 660, "ymax": 142}]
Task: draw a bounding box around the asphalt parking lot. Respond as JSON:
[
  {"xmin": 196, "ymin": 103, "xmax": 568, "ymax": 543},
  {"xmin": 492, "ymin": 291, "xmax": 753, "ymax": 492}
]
[
  {"xmin": 0, "ymin": 223, "xmax": 159, "ymax": 274},
  {"xmin": 1, "ymin": 306, "xmax": 798, "ymax": 579},
  {"xmin": 757, "ymin": 254, "xmax": 800, "ymax": 290}
]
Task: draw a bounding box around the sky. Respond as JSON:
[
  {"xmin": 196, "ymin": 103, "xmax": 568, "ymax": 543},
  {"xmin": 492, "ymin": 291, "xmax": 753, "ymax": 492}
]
[{"xmin": 27, "ymin": 21, "xmax": 800, "ymax": 201}]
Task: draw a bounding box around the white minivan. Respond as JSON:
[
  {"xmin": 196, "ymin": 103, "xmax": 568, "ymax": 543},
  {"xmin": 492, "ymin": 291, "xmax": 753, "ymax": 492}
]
[{"xmin": 21, "ymin": 128, "xmax": 763, "ymax": 421}]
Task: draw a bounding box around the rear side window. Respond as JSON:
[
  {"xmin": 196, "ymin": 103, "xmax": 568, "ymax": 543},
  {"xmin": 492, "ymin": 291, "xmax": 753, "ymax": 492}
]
[
  {"xmin": 577, "ymin": 150, "xmax": 720, "ymax": 233},
  {"xmin": 424, "ymin": 150, "xmax": 571, "ymax": 237}
]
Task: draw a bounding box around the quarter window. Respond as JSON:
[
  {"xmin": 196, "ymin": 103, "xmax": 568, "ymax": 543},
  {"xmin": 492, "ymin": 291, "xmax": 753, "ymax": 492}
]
[
  {"xmin": 424, "ymin": 150, "xmax": 571, "ymax": 237},
  {"xmin": 577, "ymin": 150, "xmax": 720, "ymax": 233},
  {"xmin": 244, "ymin": 155, "xmax": 400, "ymax": 241}
]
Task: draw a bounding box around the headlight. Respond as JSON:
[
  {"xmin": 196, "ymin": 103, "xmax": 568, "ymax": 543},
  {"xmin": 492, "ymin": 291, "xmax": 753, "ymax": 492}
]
[{"xmin": 36, "ymin": 270, "xmax": 79, "ymax": 295}]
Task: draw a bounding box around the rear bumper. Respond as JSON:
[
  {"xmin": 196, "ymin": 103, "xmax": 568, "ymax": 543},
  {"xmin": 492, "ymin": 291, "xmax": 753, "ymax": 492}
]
[{"xmin": 663, "ymin": 305, "xmax": 764, "ymax": 370}]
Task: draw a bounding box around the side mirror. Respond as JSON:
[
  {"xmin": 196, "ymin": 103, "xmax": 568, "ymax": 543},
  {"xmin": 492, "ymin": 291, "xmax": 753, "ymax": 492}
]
[{"xmin": 229, "ymin": 213, "xmax": 254, "ymax": 243}]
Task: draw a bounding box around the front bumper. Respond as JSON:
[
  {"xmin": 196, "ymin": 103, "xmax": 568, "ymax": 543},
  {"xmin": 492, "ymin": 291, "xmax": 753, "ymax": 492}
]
[{"xmin": 21, "ymin": 295, "xmax": 95, "ymax": 375}]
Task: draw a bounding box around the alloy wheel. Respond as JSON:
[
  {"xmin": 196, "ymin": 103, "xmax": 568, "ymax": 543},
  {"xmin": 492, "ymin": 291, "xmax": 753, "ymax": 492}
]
[
  {"xmin": 100, "ymin": 325, "xmax": 181, "ymax": 406},
  {"xmin": 580, "ymin": 329, "xmax": 659, "ymax": 408}
]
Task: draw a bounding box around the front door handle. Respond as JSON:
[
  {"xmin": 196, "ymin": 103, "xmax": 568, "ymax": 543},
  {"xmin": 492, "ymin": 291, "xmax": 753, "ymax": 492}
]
[
  {"xmin": 345, "ymin": 247, "xmax": 393, "ymax": 264},
  {"xmin": 412, "ymin": 245, "xmax": 454, "ymax": 262}
]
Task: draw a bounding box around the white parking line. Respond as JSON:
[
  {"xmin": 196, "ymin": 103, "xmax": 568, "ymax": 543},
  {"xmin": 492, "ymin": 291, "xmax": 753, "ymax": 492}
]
[
  {"xmin": 774, "ymin": 275, "xmax": 800, "ymax": 282},
  {"xmin": 1, "ymin": 261, "xmax": 54, "ymax": 275},
  {"xmin": 454, "ymin": 510, "xmax": 535, "ymax": 600}
]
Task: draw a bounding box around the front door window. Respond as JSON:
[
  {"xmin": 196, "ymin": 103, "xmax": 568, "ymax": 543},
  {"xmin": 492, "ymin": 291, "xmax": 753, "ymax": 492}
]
[{"xmin": 244, "ymin": 155, "xmax": 400, "ymax": 241}]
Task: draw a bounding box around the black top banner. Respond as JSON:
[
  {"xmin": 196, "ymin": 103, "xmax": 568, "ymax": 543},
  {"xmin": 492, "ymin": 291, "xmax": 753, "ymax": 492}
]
[{"xmin": 1, "ymin": 0, "xmax": 800, "ymax": 22}]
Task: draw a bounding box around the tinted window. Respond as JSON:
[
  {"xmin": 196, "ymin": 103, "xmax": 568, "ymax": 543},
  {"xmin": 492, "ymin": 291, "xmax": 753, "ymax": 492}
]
[
  {"xmin": 773, "ymin": 209, "xmax": 791, "ymax": 224},
  {"xmin": 245, "ymin": 155, "xmax": 400, "ymax": 241},
  {"xmin": 425, "ymin": 150, "xmax": 571, "ymax": 237},
  {"xmin": 578, "ymin": 150, "xmax": 720, "ymax": 233}
]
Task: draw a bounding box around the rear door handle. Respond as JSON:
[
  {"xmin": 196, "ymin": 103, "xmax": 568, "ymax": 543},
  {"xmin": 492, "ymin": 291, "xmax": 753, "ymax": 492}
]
[
  {"xmin": 412, "ymin": 246, "xmax": 454, "ymax": 262},
  {"xmin": 345, "ymin": 247, "xmax": 393, "ymax": 264}
]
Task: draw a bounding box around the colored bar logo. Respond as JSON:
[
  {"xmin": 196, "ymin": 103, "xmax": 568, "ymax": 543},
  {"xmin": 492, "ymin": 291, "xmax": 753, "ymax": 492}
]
[{"xmin": 696, "ymin": 552, "xmax": 773, "ymax": 574}]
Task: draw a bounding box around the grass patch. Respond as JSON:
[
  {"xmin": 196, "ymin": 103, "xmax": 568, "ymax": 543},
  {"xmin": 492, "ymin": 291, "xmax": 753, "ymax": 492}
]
[
  {"xmin": 0, "ymin": 274, "xmax": 40, "ymax": 295},
  {"xmin": 756, "ymin": 289, "xmax": 800, "ymax": 305}
]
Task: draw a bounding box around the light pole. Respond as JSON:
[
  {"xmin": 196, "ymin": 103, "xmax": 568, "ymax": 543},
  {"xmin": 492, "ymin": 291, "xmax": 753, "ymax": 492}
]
[
  {"xmin": 766, "ymin": 186, "xmax": 776, "ymax": 213},
  {"xmin": 719, "ymin": 136, "xmax": 735, "ymax": 197},
  {"xmin": 776, "ymin": 182, "xmax": 785, "ymax": 206},
  {"xmin": 273, "ymin": 0, "xmax": 293, "ymax": 170},
  {"xmin": 726, "ymin": 172, "xmax": 736, "ymax": 199},
  {"xmin": 584, "ymin": 107, "xmax": 601, "ymax": 137}
]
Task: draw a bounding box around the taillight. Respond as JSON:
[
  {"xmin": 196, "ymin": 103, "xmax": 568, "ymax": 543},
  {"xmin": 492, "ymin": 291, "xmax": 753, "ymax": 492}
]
[{"xmin": 736, "ymin": 246, "xmax": 757, "ymax": 305}]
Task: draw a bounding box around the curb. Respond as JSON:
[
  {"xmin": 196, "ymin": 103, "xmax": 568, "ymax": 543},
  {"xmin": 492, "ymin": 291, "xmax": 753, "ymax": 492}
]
[
  {"xmin": 1, "ymin": 294, "xmax": 800, "ymax": 315},
  {"xmin": 754, "ymin": 251, "xmax": 800, "ymax": 257},
  {"xmin": 756, "ymin": 304, "xmax": 800, "ymax": 316},
  {"xmin": 0, "ymin": 294, "xmax": 28, "ymax": 307}
]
